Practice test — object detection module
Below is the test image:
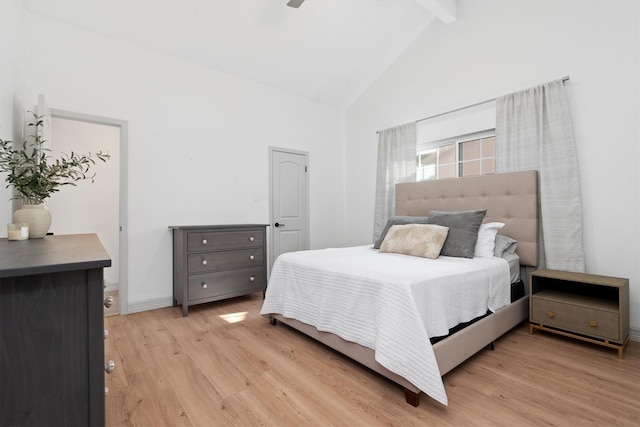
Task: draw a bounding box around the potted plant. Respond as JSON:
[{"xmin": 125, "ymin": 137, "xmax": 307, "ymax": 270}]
[{"xmin": 0, "ymin": 112, "xmax": 110, "ymax": 238}]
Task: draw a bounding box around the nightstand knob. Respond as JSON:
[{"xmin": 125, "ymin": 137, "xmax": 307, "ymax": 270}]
[
  {"xmin": 201, "ymin": 282, "xmax": 208, "ymax": 289},
  {"xmin": 250, "ymin": 276, "xmax": 255, "ymax": 282},
  {"xmin": 249, "ymin": 236, "xmax": 255, "ymax": 242},
  {"xmin": 546, "ymin": 311, "xmax": 555, "ymax": 318},
  {"xmin": 202, "ymin": 239, "xmax": 208, "ymax": 245},
  {"xmin": 249, "ymin": 255, "xmax": 255, "ymax": 260},
  {"xmin": 202, "ymin": 259, "xmax": 208, "ymax": 266},
  {"xmin": 105, "ymin": 360, "xmax": 116, "ymax": 374},
  {"xmin": 104, "ymin": 296, "xmax": 114, "ymax": 308},
  {"xmin": 589, "ymin": 320, "xmax": 598, "ymax": 327}
]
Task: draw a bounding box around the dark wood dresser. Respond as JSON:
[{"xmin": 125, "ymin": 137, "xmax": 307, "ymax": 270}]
[
  {"xmin": 170, "ymin": 224, "xmax": 268, "ymax": 316},
  {"xmin": 0, "ymin": 234, "xmax": 111, "ymax": 426}
]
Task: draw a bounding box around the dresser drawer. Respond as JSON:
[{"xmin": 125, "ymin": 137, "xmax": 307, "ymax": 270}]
[
  {"xmin": 187, "ymin": 230, "xmax": 264, "ymax": 252},
  {"xmin": 188, "ymin": 267, "xmax": 266, "ymax": 301},
  {"xmin": 187, "ymin": 248, "xmax": 264, "ymax": 273},
  {"xmin": 531, "ymin": 297, "xmax": 620, "ymax": 341}
]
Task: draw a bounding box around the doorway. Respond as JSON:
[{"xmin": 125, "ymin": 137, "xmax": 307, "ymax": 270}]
[
  {"xmin": 269, "ymin": 147, "xmax": 309, "ymax": 269},
  {"xmin": 49, "ymin": 109, "xmax": 128, "ymax": 315}
]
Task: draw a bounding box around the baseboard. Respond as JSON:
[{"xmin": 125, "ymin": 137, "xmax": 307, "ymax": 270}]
[
  {"xmin": 121, "ymin": 298, "xmax": 640, "ymax": 342},
  {"xmin": 104, "ymin": 281, "xmax": 119, "ymax": 292},
  {"xmin": 127, "ymin": 296, "xmax": 173, "ymax": 314}
]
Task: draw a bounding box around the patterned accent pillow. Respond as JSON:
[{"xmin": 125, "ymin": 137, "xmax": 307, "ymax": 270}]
[
  {"xmin": 379, "ymin": 224, "xmax": 449, "ymax": 259},
  {"xmin": 373, "ymin": 216, "xmax": 429, "ymax": 249}
]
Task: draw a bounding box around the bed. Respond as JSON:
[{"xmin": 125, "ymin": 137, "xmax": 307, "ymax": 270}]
[{"xmin": 261, "ymin": 170, "xmax": 538, "ymax": 407}]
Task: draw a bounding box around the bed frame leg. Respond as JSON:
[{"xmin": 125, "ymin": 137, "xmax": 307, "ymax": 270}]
[
  {"xmin": 404, "ymin": 388, "xmax": 420, "ymax": 407},
  {"xmin": 269, "ymin": 316, "xmax": 277, "ymax": 326},
  {"xmin": 488, "ymin": 341, "xmax": 495, "ymax": 351}
]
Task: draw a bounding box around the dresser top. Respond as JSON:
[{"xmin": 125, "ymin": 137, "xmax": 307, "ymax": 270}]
[
  {"xmin": 168, "ymin": 224, "xmax": 269, "ymax": 230},
  {"xmin": 0, "ymin": 233, "xmax": 111, "ymax": 278}
]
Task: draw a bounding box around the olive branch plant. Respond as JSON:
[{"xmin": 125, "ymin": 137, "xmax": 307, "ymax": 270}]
[{"xmin": 0, "ymin": 112, "xmax": 110, "ymax": 204}]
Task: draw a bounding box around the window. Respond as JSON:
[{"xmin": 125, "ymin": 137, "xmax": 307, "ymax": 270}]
[
  {"xmin": 415, "ymin": 100, "xmax": 496, "ymax": 181},
  {"xmin": 417, "ymin": 131, "xmax": 495, "ymax": 181}
]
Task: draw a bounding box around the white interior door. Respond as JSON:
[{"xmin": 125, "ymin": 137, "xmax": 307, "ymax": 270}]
[
  {"xmin": 270, "ymin": 148, "xmax": 309, "ymax": 267},
  {"xmin": 48, "ymin": 116, "xmax": 119, "ymax": 283},
  {"xmin": 47, "ymin": 108, "xmax": 128, "ymax": 314}
]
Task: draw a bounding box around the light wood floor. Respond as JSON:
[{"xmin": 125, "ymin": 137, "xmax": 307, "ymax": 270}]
[{"xmin": 105, "ymin": 292, "xmax": 640, "ymax": 426}]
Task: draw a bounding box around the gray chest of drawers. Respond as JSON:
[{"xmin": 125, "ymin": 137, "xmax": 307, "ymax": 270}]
[{"xmin": 170, "ymin": 224, "xmax": 268, "ymax": 316}]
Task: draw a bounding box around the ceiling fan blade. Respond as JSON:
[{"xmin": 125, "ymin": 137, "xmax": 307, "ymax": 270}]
[{"xmin": 287, "ymin": 0, "xmax": 305, "ymax": 8}]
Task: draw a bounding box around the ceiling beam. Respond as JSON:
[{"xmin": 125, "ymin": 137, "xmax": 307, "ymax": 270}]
[
  {"xmin": 416, "ymin": 0, "xmax": 457, "ymax": 24},
  {"xmin": 286, "ymin": 0, "xmax": 305, "ymax": 8}
]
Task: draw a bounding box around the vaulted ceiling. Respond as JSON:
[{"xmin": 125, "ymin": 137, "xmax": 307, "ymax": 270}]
[{"xmin": 25, "ymin": 0, "xmax": 457, "ymax": 108}]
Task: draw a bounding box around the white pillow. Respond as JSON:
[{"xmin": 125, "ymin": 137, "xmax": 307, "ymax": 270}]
[{"xmin": 474, "ymin": 222, "xmax": 505, "ymax": 258}]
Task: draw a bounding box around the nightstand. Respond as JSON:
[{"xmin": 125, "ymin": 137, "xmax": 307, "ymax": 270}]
[{"xmin": 529, "ymin": 269, "xmax": 629, "ymax": 358}]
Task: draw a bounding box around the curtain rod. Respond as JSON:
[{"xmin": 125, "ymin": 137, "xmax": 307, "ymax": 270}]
[{"xmin": 377, "ymin": 76, "xmax": 570, "ymax": 134}]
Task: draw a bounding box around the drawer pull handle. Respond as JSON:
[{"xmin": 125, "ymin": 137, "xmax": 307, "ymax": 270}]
[
  {"xmin": 249, "ymin": 255, "xmax": 255, "ymax": 260},
  {"xmin": 249, "ymin": 236, "xmax": 255, "ymax": 242},
  {"xmin": 202, "ymin": 259, "xmax": 208, "ymax": 266},
  {"xmin": 105, "ymin": 360, "xmax": 116, "ymax": 374},
  {"xmin": 250, "ymin": 276, "xmax": 255, "ymax": 282},
  {"xmin": 589, "ymin": 320, "xmax": 598, "ymax": 327},
  {"xmin": 104, "ymin": 329, "xmax": 109, "ymax": 340},
  {"xmin": 546, "ymin": 311, "xmax": 555, "ymax": 318},
  {"xmin": 104, "ymin": 296, "xmax": 114, "ymax": 308},
  {"xmin": 105, "ymin": 387, "xmax": 109, "ymax": 396},
  {"xmin": 202, "ymin": 239, "xmax": 208, "ymax": 245},
  {"xmin": 201, "ymin": 283, "xmax": 208, "ymax": 289}
]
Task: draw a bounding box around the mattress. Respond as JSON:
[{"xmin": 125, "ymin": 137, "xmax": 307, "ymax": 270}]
[
  {"xmin": 505, "ymin": 252, "xmax": 521, "ymax": 283},
  {"xmin": 261, "ymin": 245, "xmax": 512, "ymax": 405}
]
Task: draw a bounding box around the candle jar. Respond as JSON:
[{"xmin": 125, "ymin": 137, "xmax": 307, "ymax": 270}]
[{"xmin": 7, "ymin": 223, "xmax": 29, "ymax": 241}]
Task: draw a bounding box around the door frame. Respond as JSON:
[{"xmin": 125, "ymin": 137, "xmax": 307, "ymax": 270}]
[
  {"xmin": 268, "ymin": 146, "xmax": 310, "ymax": 271},
  {"xmin": 50, "ymin": 108, "xmax": 129, "ymax": 315}
]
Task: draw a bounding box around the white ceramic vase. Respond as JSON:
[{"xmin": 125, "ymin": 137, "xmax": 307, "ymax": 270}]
[{"xmin": 13, "ymin": 204, "xmax": 52, "ymax": 238}]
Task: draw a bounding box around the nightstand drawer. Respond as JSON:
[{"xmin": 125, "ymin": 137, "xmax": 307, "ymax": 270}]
[
  {"xmin": 188, "ymin": 267, "xmax": 266, "ymax": 301},
  {"xmin": 187, "ymin": 248, "xmax": 264, "ymax": 273},
  {"xmin": 187, "ymin": 230, "xmax": 264, "ymax": 252},
  {"xmin": 531, "ymin": 297, "xmax": 619, "ymax": 341}
]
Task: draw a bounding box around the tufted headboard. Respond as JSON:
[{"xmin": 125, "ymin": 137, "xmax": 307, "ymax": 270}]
[{"xmin": 394, "ymin": 170, "xmax": 538, "ymax": 267}]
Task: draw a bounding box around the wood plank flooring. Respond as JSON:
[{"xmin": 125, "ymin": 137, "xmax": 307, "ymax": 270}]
[{"xmin": 105, "ymin": 293, "xmax": 640, "ymax": 426}]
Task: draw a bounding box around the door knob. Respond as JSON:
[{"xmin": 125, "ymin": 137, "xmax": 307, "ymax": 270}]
[{"xmin": 275, "ymin": 222, "xmax": 285, "ymax": 228}]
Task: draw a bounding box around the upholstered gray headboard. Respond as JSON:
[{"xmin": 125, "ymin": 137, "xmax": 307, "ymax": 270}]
[{"xmin": 395, "ymin": 170, "xmax": 538, "ymax": 267}]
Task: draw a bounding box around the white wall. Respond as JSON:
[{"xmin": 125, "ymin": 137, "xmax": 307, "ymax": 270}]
[
  {"xmin": 346, "ymin": 0, "xmax": 640, "ymax": 332},
  {"xmin": 14, "ymin": 11, "xmax": 346, "ymax": 308}
]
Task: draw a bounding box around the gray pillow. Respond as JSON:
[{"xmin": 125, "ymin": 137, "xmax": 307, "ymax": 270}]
[
  {"xmin": 494, "ymin": 235, "xmax": 518, "ymax": 258},
  {"xmin": 426, "ymin": 210, "xmax": 487, "ymax": 258},
  {"xmin": 373, "ymin": 216, "xmax": 429, "ymax": 249}
]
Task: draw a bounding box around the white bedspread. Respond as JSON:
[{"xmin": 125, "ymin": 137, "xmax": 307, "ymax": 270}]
[{"xmin": 260, "ymin": 245, "xmax": 511, "ymax": 406}]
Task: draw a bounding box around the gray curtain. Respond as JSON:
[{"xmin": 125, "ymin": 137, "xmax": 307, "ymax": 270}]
[
  {"xmin": 496, "ymin": 78, "xmax": 585, "ymax": 272},
  {"xmin": 373, "ymin": 122, "xmax": 416, "ymax": 242}
]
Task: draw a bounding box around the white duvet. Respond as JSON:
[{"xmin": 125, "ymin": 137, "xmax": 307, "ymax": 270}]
[{"xmin": 260, "ymin": 245, "xmax": 511, "ymax": 406}]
